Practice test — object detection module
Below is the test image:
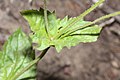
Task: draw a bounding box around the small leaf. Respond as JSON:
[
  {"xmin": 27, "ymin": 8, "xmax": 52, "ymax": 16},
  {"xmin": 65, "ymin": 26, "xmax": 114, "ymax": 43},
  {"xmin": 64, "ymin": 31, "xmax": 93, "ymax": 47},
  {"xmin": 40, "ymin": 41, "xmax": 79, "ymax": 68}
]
[
  {"xmin": 21, "ymin": 8, "xmax": 102, "ymax": 53},
  {"xmin": 0, "ymin": 29, "xmax": 36, "ymax": 80}
]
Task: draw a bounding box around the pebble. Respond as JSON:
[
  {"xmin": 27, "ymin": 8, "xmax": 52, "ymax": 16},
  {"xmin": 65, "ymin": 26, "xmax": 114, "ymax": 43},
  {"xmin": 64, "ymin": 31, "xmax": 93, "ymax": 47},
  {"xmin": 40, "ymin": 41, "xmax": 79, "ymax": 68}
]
[{"xmin": 111, "ymin": 60, "xmax": 120, "ymax": 69}]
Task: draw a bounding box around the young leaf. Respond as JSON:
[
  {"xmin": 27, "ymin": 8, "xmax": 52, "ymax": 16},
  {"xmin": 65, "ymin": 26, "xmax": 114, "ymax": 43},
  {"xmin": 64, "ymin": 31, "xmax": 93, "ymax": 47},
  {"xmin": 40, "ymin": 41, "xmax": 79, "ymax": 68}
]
[
  {"xmin": 0, "ymin": 29, "xmax": 36, "ymax": 80},
  {"xmin": 21, "ymin": 8, "xmax": 102, "ymax": 52},
  {"xmin": 21, "ymin": 8, "xmax": 58, "ymax": 50}
]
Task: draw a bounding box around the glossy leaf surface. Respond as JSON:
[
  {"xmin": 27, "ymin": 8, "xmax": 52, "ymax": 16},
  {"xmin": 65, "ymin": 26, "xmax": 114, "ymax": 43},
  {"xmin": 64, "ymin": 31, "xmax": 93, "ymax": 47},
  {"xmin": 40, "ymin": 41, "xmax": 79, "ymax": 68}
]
[{"xmin": 0, "ymin": 29, "xmax": 36, "ymax": 80}]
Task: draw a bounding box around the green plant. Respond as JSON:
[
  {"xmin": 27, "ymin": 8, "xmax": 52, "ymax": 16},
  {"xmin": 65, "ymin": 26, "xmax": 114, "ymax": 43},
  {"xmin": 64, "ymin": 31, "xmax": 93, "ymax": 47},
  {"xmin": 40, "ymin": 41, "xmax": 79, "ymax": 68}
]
[{"xmin": 0, "ymin": 0, "xmax": 120, "ymax": 79}]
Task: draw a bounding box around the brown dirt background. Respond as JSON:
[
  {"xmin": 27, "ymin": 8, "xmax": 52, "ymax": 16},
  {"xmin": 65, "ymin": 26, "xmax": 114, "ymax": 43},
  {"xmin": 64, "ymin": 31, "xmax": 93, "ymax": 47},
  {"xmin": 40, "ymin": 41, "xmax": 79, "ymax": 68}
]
[{"xmin": 0, "ymin": 0, "xmax": 120, "ymax": 80}]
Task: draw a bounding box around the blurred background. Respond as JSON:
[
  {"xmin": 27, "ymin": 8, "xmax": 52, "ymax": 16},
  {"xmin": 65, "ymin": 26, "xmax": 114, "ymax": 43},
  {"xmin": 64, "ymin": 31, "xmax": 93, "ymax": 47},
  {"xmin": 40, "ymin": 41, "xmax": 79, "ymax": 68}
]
[{"xmin": 0, "ymin": 0, "xmax": 120, "ymax": 80}]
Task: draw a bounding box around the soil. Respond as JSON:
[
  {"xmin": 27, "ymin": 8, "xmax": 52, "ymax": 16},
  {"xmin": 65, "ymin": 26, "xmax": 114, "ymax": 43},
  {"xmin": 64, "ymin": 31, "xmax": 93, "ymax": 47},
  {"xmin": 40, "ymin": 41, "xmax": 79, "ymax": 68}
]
[{"xmin": 0, "ymin": 0, "xmax": 120, "ymax": 80}]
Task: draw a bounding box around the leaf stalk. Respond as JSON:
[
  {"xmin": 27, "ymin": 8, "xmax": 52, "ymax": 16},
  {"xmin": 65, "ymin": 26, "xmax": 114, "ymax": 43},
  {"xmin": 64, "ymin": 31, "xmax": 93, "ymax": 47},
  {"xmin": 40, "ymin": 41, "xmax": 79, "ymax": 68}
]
[
  {"xmin": 61, "ymin": 11, "xmax": 120, "ymax": 38},
  {"xmin": 54, "ymin": 0, "xmax": 105, "ymax": 39},
  {"xmin": 44, "ymin": 0, "xmax": 49, "ymax": 37}
]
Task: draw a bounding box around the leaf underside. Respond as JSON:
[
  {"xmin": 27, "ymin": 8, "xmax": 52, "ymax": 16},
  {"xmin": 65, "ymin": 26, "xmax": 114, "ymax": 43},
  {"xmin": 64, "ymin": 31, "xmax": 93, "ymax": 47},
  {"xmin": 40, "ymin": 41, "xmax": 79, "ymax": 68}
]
[
  {"xmin": 0, "ymin": 29, "xmax": 36, "ymax": 80},
  {"xmin": 21, "ymin": 8, "xmax": 102, "ymax": 52}
]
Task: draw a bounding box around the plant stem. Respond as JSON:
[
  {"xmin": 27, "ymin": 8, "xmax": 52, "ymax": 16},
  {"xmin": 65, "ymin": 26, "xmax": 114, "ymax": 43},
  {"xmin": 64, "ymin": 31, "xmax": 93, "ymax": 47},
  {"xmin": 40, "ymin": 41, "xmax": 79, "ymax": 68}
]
[
  {"xmin": 93, "ymin": 11, "xmax": 120, "ymax": 23},
  {"xmin": 44, "ymin": 0, "xmax": 49, "ymax": 37},
  {"xmin": 61, "ymin": 11, "xmax": 120, "ymax": 38},
  {"xmin": 54, "ymin": 0, "xmax": 105, "ymax": 39},
  {"xmin": 12, "ymin": 47, "xmax": 50, "ymax": 80}
]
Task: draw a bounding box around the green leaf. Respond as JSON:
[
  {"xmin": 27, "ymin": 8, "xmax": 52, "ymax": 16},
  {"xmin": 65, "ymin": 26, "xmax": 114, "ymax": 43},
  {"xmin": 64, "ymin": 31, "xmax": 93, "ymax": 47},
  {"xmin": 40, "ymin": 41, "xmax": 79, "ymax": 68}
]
[
  {"xmin": 0, "ymin": 51, "xmax": 2, "ymax": 70},
  {"xmin": 21, "ymin": 8, "xmax": 102, "ymax": 52},
  {"xmin": 0, "ymin": 29, "xmax": 36, "ymax": 80}
]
